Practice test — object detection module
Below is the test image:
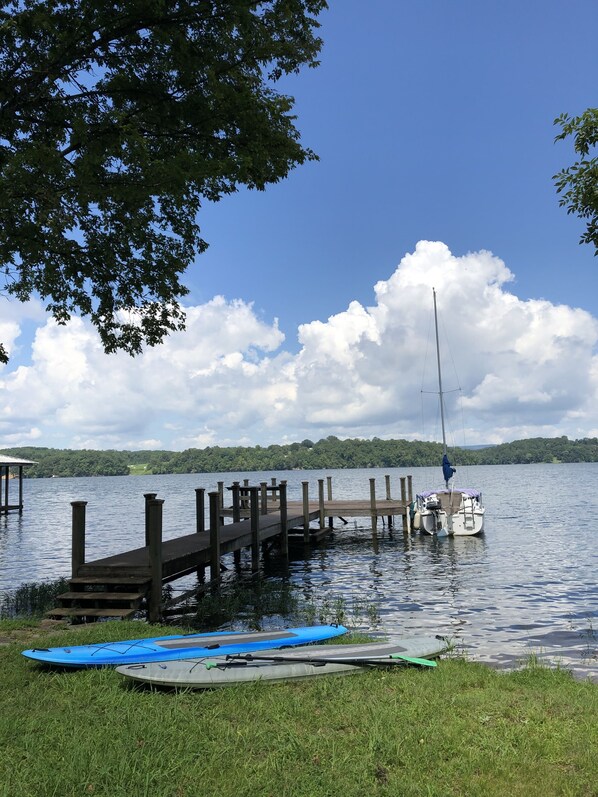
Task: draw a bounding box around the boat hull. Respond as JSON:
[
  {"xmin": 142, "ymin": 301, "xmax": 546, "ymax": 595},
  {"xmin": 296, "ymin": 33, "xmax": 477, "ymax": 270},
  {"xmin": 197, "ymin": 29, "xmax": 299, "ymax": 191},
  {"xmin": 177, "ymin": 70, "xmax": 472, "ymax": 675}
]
[
  {"xmin": 418, "ymin": 507, "xmax": 485, "ymax": 536},
  {"xmin": 413, "ymin": 490, "xmax": 485, "ymax": 536}
]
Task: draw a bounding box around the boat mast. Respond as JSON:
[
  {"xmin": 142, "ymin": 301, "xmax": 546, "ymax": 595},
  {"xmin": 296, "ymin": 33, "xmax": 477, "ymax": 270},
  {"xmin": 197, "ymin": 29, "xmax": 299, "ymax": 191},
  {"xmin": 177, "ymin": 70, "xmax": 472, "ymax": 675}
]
[{"xmin": 433, "ymin": 288, "xmax": 447, "ymax": 456}]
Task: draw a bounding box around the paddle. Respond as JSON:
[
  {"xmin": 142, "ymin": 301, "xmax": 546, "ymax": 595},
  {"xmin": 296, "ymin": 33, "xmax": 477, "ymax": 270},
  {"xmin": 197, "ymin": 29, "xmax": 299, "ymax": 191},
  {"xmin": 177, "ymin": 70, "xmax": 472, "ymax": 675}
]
[{"xmin": 204, "ymin": 651, "xmax": 437, "ymax": 670}]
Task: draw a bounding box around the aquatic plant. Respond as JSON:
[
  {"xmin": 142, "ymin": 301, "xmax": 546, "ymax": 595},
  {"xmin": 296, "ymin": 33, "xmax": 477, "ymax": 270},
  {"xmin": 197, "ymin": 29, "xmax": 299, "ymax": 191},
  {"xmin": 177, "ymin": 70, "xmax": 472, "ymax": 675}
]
[{"xmin": 0, "ymin": 578, "xmax": 70, "ymax": 619}]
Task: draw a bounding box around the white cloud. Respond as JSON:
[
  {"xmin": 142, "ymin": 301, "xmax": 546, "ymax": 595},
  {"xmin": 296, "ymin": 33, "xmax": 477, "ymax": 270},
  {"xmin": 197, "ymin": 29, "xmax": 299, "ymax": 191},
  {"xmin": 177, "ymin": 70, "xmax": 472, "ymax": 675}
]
[{"xmin": 0, "ymin": 242, "xmax": 596, "ymax": 450}]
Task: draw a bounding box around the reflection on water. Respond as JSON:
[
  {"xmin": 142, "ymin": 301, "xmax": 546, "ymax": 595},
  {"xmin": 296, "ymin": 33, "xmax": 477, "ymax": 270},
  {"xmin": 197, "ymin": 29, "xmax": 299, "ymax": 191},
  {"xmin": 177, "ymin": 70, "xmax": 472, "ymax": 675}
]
[{"xmin": 0, "ymin": 464, "xmax": 596, "ymax": 681}]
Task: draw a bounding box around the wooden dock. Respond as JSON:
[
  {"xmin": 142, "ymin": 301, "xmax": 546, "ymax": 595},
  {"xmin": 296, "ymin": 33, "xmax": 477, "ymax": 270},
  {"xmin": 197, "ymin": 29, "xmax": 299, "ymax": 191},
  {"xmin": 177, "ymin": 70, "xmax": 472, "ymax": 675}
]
[{"xmin": 47, "ymin": 474, "xmax": 412, "ymax": 622}]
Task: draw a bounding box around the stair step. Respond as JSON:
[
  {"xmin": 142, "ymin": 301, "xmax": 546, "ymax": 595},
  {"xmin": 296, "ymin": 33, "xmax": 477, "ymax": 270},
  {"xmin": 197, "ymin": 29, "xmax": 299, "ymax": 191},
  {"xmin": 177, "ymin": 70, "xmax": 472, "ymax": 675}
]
[
  {"xmin": 46, "ymin": 607, "xmax": 137, "ymax": 619},
  {"xmin": 77, "ymin": 567, "xmax": 152, "ymax": 578},
  {"xmin": 69, "ymin": 576, "xmax": 150, "ymax": 587},
  {"xmin": 57, "ymin": 591, "xmax": 145, "ymax": 603}
]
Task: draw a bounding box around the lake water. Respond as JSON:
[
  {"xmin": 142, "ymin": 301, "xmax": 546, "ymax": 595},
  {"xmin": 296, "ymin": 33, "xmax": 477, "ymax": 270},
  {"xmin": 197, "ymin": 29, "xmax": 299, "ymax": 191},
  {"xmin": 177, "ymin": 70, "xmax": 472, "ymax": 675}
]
[{"xmin": 1, "ymin": 464, "xmax": 596, "ymax": 681}]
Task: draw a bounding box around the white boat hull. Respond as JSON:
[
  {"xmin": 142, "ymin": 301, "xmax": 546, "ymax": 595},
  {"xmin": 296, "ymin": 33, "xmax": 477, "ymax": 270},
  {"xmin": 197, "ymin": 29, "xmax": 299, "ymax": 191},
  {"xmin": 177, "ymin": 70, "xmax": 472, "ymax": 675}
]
[{"xmin": 414, "ymin": 490, "xmax": 485, "ymax": 537}]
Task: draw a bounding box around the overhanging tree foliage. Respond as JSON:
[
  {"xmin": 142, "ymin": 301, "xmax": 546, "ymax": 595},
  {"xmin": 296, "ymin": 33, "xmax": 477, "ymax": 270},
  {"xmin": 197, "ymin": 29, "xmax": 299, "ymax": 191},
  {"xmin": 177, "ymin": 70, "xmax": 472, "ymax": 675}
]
[
  {"xmin": 0, "ymin": 0, "xmax": 327, "ymax": 363},
  {"xmin": 553, "ymin": 108, "xmax": 598, "ymax": 257}
]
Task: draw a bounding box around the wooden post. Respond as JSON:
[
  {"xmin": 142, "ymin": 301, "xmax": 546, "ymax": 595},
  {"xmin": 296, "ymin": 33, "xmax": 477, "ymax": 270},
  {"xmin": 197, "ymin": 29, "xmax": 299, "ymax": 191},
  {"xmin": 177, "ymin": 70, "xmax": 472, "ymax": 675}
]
[
  {"xmin": 71, "ymin": 501, "xmax": 87, "ymax": 578},
  {"xmin": 217, "ymin": 482, "xmax": 224, "ymax": 526},
  {"xmin": 369, "ymin": 478, "xmax": 378, "ymax": 537},
  {"xmin": 144, "ymin": 493, "xmax": 158, "ymax": 546},
  {"xmin": 407, "ymin": 475, "xmax": 413, "ymax": 502},
  {"xmin": 385, "ymin": 474, "xmax": 393, "ymax": 527},
  {"xmin": 230, "ymin": 482, "xmax": 241, "ymax": 567},
  {"xmin": 18, "ymin": 466, "xmax": 24, "ymax": 513},
  {"xmin": 249, "ymin": 486, "xmax": 260, "ymax": 571},
  {"xmin": 327, "ymin": 476, "xmax": 333, "ymax": 528},
  {"xmin": 231, "ymin": 482, "xmax": 241, "ymax": 522},
  {"xmin": 3, "ymin": 466, "xmax": 8, "ymax": 510},
  {"xmin": 318, "ymin": 479, "xmax": 325, "ymax": 529},
  {"xmin": 207, "ymin": 491, "xmax": 221, "ymax": 582},
  {"xmin": 194, "ymin": 487, "xmax": 205, "ymax": 580},
  {"xmin": 302, "ymin": 481, "xmax": 310, "ymax": 543},
  {"xmin": 279, "ymin": 481, "xmax": 288, "ymax": 558},
  {"xmin": 195, "ymin": 488, "xmax": 205, "ymax": 533},
  {"xmin": 400, "ymin": 477, "xmax": 407, "ymax": 532},
  {"xmin": 260, "ymin": 482, "xmax": 268, "ymax": 515},
  {"xmin": 147, "ymin": 498, "xmax": 164, "ymax": 623}
]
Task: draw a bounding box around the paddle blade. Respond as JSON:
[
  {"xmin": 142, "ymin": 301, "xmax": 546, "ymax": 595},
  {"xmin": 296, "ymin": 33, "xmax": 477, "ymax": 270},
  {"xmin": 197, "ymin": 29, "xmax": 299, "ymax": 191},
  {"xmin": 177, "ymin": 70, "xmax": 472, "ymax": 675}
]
[{"xmin": 389, "ymin": 654, "xmax": 437, "ymax": 667}]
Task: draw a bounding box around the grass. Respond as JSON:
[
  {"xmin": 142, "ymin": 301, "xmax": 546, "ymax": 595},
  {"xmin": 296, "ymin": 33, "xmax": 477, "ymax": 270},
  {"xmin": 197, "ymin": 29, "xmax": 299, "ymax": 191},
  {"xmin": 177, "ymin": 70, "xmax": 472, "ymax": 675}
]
[
  {"xmin": 128, "ymin": 463, "xmax": 151, "ymax": 475},
  {"xmin": 1, "ymin": 619, "xmax": 596, "ymax": 797}
]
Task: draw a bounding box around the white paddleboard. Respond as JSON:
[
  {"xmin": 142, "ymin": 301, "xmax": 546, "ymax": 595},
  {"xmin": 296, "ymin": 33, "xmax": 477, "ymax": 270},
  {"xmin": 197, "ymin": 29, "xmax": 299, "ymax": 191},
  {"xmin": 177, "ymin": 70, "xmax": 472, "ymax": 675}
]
[{"xmin": 116, "ymin": 635, "xmax": 447, "ymax": 688}]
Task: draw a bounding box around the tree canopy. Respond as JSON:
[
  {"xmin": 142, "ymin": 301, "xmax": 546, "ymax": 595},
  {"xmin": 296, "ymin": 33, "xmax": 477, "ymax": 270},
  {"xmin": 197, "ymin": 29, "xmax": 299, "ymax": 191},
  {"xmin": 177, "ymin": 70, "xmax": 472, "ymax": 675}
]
[
  {"xmin": 0, "ymin": 0, "xmax": 327, "ymax": 363},
  {"xmin": 554, "ymin": 108, "xmax": 598, "ymax": 257},
  {"xmin": 3, "ymin": 435, "xmax": 597, "ymax": 477}
]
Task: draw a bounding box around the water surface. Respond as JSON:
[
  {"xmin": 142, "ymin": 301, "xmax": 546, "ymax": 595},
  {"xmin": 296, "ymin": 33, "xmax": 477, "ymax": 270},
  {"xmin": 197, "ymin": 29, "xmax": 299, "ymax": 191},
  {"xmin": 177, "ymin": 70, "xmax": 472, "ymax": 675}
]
[{"xmin": 1, "ymin": 464, "xmax": 596, "ymax": 680}]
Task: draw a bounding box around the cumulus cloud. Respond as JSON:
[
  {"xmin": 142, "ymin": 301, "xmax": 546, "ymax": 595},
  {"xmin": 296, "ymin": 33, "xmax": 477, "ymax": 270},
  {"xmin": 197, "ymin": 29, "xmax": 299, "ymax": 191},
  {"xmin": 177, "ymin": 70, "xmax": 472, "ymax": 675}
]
[{"xmin": 0, "ymin": 241, "xmax": 596, "ymax": 449}]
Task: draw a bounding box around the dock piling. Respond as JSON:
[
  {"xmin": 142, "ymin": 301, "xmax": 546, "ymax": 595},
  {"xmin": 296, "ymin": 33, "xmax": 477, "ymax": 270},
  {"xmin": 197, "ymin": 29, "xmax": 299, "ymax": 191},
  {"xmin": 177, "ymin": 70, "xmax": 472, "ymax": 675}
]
[
  {"xmin": 230, "ymin": 482, "xmax": 242, "ymax": 567},
  {"xmin": 302, "ymin": 481, "xmax": 310, "ymax": 543},
  {"xmin": 326, "ymin": 476, "xmax": 334, "ymax": 528},
  {"xmin": 71, "ymin": 501, "xmax": 87, "ymax": 578},
  {"xmin": 260, "ymin": 482, "xmax": 268, "ymax": 515},
  {"xmin": 400, "ymin": 477, "xmax": 407, "ymax": 533},
  {"xmin": 385, "ymin": 474, "xmax": 393, "ymax": 527},
  {"xmin": 279, "ymin": 481, "xmax": 288, "ymax": 558},
  {"xmin": 195, "ymin": 488, "xmax": 205, "ymax": 534},
  {"xmin": 208, "ymin": 491, "xmax": 221, "ymax": 582},
  {"xmin": 318, "ymin": 479, "xmax": 325, "ymax": 529},
  {"xmin": 148, "ymin": 498, "xmax": 164, "ymax": 623},
  {"xmin": 230, "ymin": 482, "xmax": 241, "ymax": 523},
  {"xmin": 249, "ymin": 486, "xmax": 260, "ymax": 571},
  {"xmin": 369, "ymin": 478, "xmax": 378, "ymax": 537},
  {"xmin": 144, "ymin": 493, "xmax": 157, "ymax": 546}
]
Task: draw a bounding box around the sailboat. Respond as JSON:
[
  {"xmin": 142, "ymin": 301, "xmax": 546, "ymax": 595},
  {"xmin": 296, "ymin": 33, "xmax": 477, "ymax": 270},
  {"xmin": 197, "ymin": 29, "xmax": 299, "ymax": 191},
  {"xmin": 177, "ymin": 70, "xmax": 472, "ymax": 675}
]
[{"xmin": 411, "ymin": 289, "xmax": 485, "ymax": 537}]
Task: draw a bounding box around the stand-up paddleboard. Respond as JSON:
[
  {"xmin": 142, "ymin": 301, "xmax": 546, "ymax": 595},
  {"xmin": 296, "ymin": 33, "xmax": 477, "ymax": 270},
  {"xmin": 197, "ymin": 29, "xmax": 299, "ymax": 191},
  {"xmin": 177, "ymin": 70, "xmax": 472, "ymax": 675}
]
[
  {"xmin": 21, "ymin": 625, "xmax": 348, "ymax": 668},
  {"xmin": 116, "ymin": 636, "xmax": 447, "ymax": 688}
]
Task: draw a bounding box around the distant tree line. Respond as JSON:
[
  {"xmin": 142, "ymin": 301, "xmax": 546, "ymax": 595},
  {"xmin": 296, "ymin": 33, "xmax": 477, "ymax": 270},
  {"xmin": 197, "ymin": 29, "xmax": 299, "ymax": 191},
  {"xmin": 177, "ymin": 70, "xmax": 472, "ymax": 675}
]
[{"xmin": 1, "ymin": 436, "xmax": 597, "ymax": 479}]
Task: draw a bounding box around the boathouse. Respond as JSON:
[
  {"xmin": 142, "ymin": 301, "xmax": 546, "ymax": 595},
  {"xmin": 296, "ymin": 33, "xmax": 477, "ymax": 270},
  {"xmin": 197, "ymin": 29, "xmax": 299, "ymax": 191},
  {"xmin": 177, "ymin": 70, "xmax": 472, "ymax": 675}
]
[{"xmin": 0, "ymin": 455, "xmax": 36, "ymax": 513}]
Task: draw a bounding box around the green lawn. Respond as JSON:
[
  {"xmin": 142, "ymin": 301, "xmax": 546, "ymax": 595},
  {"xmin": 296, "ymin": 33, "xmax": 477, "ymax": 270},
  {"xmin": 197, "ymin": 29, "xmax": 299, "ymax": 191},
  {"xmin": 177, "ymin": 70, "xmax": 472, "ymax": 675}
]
[{"xmin": 1, "ymin": 620, "xmax": 596, "ymax": 797}]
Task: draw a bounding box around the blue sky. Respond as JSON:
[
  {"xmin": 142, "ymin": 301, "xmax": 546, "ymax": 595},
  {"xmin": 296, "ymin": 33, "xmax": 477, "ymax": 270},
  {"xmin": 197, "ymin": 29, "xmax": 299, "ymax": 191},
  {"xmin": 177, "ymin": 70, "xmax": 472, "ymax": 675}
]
[
  {"xmin": 0, "ymin": 0, "xmax": 597, "ymax": 452},
  {"xmin": 191, "ymin": 0, "xmax": 597, "ymax": 336}
]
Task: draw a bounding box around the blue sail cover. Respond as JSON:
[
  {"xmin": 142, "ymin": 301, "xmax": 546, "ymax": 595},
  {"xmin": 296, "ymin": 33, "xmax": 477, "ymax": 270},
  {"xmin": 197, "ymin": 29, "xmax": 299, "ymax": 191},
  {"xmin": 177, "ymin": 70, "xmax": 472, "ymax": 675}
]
[{"xmin": 442, "ymin": 454, "xmax": 456, "ymax": 484}]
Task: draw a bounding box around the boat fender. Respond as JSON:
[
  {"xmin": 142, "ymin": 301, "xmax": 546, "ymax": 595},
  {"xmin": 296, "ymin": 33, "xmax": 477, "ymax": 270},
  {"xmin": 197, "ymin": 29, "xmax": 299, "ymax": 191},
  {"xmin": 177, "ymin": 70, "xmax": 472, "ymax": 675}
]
[{"xmin": 413, "ymin": 511, "xmax": 421, "ymax": 530}]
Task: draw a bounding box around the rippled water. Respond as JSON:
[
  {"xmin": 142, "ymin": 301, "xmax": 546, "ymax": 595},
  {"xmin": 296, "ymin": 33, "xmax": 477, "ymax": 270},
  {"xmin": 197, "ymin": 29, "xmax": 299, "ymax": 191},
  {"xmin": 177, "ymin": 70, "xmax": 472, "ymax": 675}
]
[{"xmin": 1, "ymin": 464, "xmax": 596, "ymax": 680}]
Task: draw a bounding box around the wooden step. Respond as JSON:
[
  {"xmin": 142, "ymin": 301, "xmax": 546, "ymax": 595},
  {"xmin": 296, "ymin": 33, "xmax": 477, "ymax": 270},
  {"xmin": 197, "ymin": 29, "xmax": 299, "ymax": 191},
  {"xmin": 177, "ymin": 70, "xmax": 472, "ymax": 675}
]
[
  {"xmin": 57, "ymin": 591, "xmax": 145, "ymax": 604},
  {"xmin": 69, "ymin": 576, "xmax": 151, "ymax": 587},
  {"xmin": 45, "ymin": 607, "xmax": 137, "ymax": 619},
  {"xmin": 77, "ymin": 566, "xmax": 152, "ymax": 578}
]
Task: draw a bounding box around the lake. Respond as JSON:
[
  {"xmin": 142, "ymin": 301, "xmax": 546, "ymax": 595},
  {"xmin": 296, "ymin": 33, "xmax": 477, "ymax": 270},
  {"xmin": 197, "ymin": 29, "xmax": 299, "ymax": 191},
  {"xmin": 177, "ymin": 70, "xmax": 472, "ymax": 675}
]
[{"xmin": 1, "ymin": 463, "xmax": 596, "ymax": 681}]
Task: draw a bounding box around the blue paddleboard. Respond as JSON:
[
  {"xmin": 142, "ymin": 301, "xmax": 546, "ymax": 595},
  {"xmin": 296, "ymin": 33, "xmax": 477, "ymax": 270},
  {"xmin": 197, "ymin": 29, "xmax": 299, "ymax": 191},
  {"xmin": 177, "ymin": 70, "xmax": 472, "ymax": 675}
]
[{"xmin": 21, "ymin": 624, "xmax": 348, "ymax": 668}]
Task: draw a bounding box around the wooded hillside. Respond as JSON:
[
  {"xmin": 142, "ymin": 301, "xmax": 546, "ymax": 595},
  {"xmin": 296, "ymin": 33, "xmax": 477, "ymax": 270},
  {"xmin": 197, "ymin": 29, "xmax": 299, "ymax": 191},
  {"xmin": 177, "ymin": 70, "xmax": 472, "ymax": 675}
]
[{"xmin": 1, "ymin": 436, "xmax": 596, "ymax": 478}]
